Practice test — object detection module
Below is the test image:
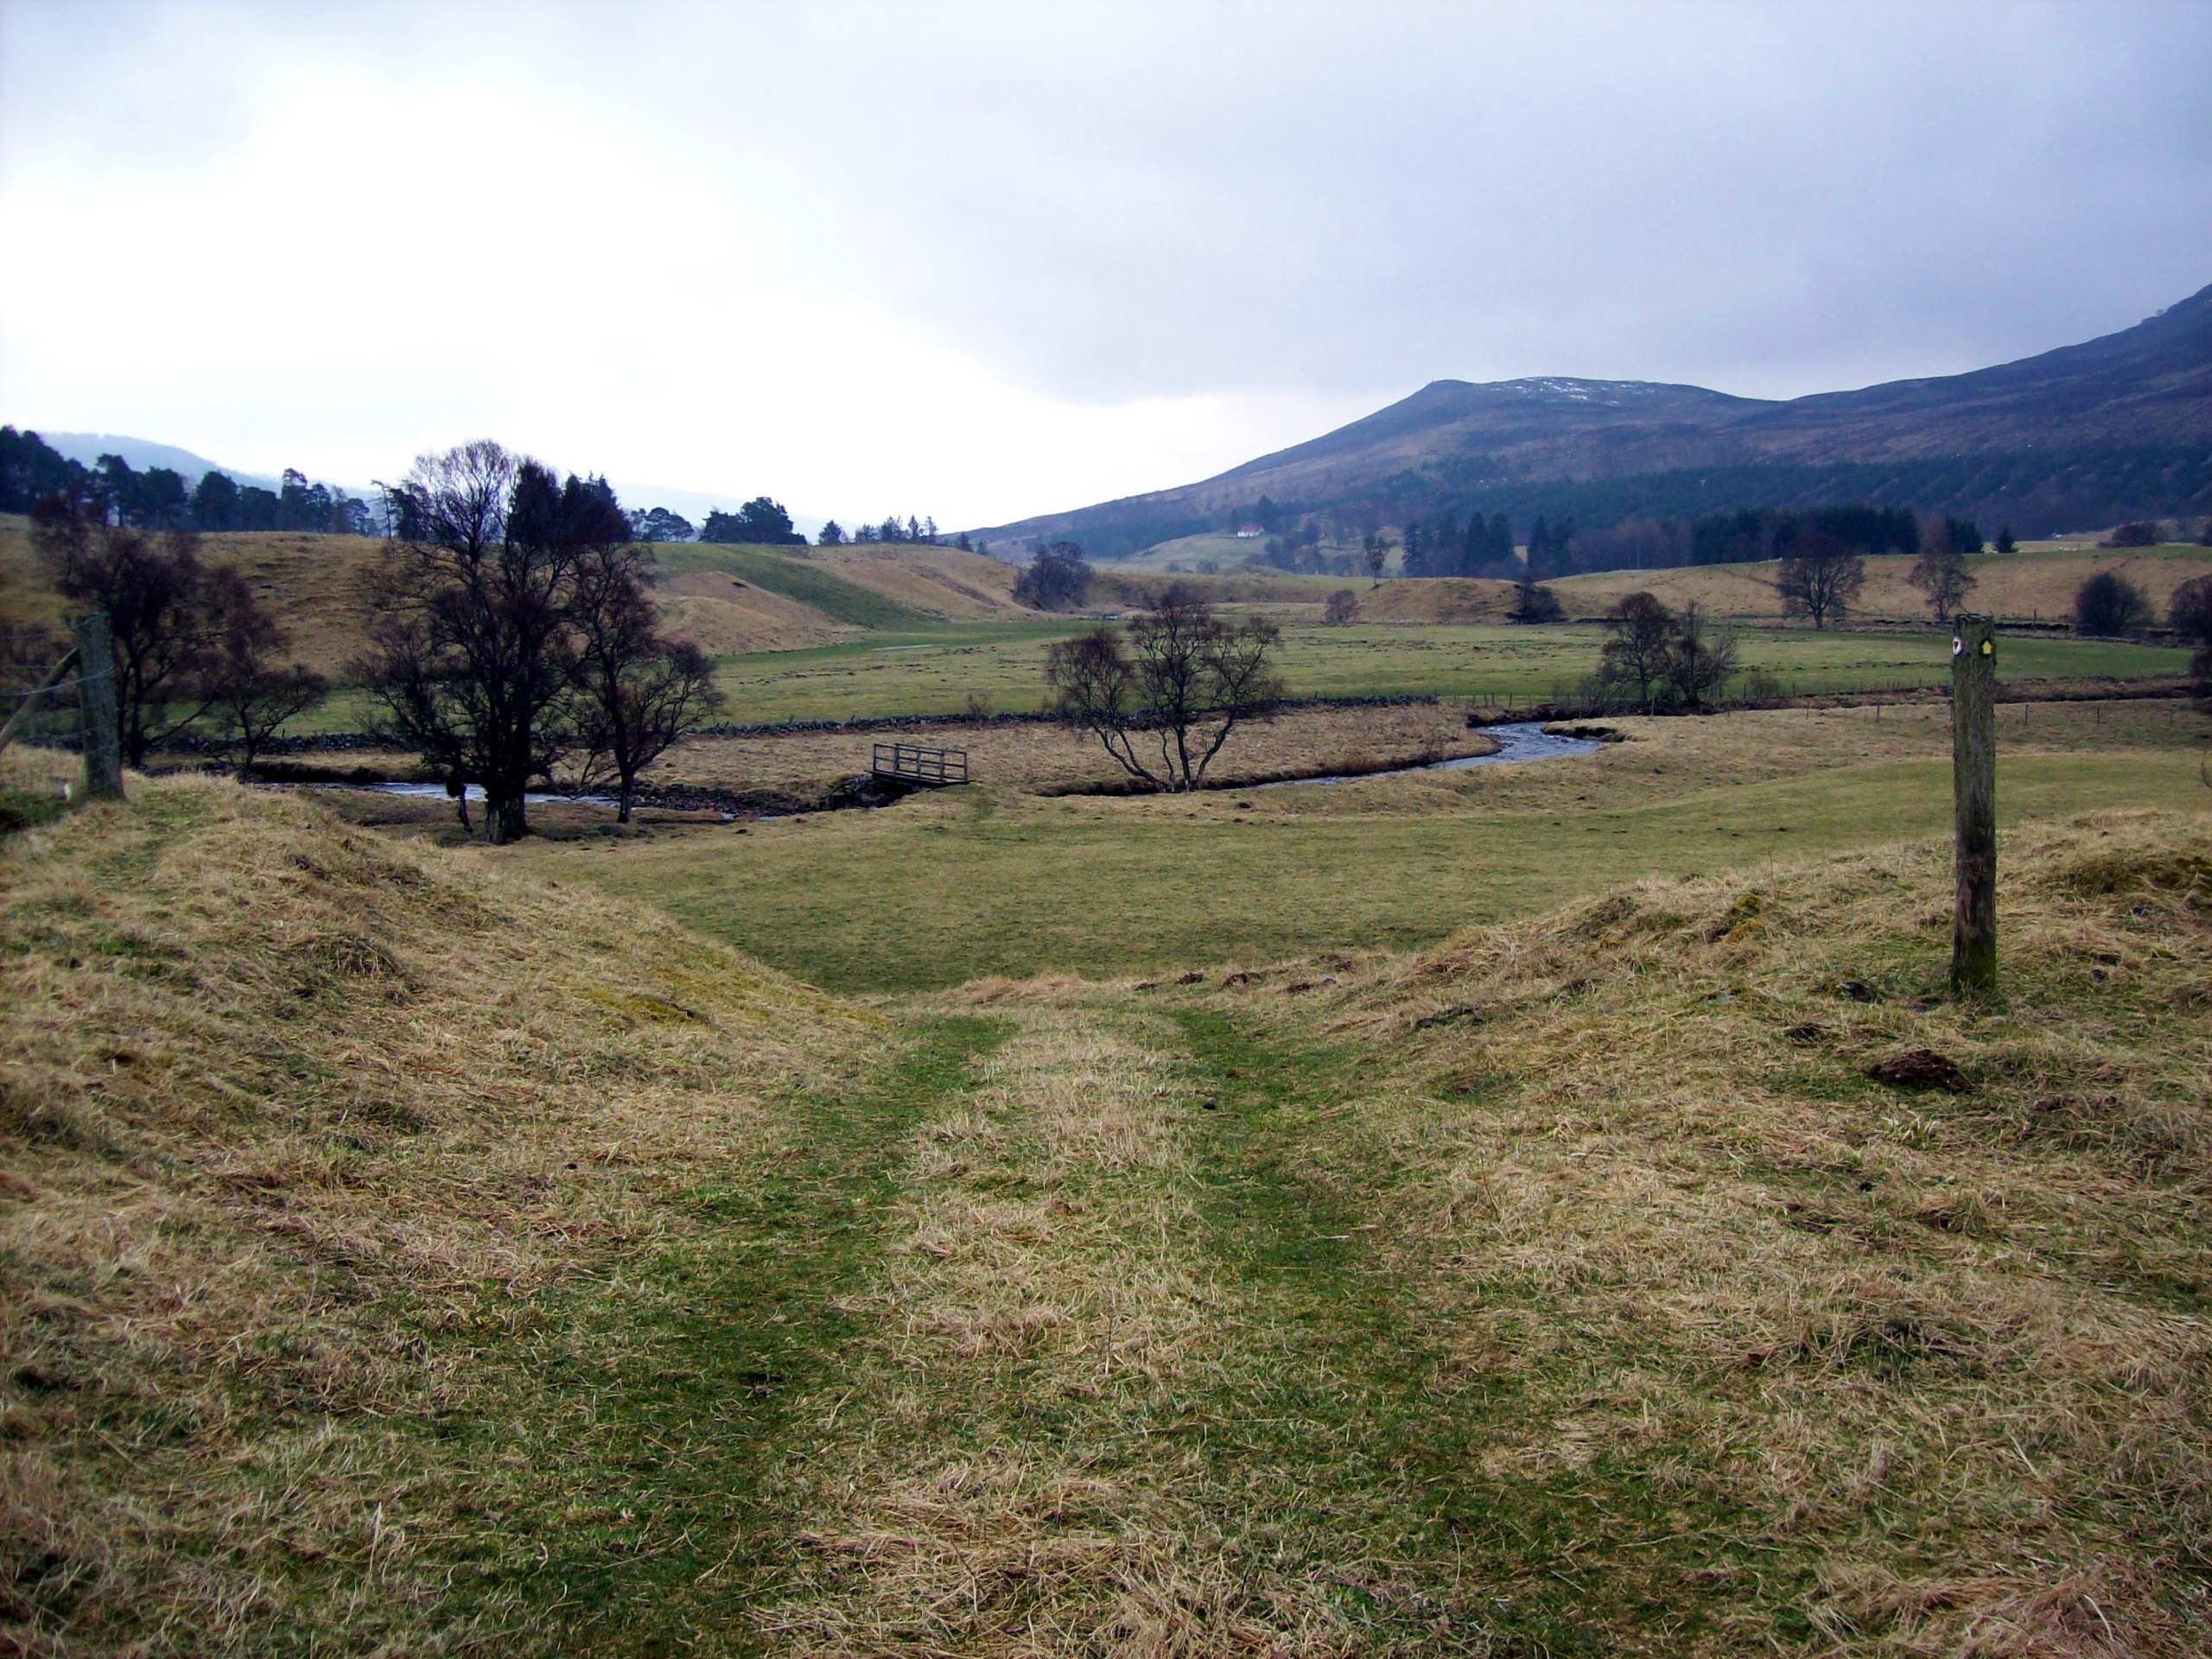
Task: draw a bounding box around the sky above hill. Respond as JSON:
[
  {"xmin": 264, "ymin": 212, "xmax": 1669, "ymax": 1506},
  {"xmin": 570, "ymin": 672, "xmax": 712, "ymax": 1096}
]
[{"xmin": 3, "ymin": 1, "xmax": 2208, "ymax": 530}]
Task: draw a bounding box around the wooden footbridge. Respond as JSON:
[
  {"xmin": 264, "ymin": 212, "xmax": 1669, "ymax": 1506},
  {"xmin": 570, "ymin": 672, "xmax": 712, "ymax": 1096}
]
[{"xmin": 872, "ymin": 742, "xmax": 969, "ymax": 787}]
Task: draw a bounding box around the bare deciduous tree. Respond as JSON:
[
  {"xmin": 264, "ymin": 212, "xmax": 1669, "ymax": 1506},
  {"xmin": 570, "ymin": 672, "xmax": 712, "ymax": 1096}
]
[
  {"xmin": 1323, "ymin": 588, "xmax": 1358, "ymax": 626},
  {"xmin": 1595, "ymin": 591, "xmax": 1676, "ymax": 707},
  {"xmin": 1907, "ymin": 531, "xmax": 1976, "ymax": 622},
  {"xmin": 1046, "ymin": 587, "xmax": 1282, "ymax": 791},
  {"xmin": 200, "ymin": 567, "xmax": 329, "ymax": 779},
  {"xmin": 356, "ymin": 442, "xmax": 596, "ymax": 844},
  {"xmin": 1667, "ymin": 601, "xmax": 1739, "ymax": 708},
  {"xmin": 1775, "ymin": 532, "xmax": 1866, "ymax": 630},
  {"xmin": 569, "ymin": 545, "xmax": 727, "ymax": 822},
  {"xmin": 32, "ymin": 495, "xmax": 223, "ymax": 766},
  {"xmin": 360, "ymin": 446, "xmax": 721, "ymax": 840}
]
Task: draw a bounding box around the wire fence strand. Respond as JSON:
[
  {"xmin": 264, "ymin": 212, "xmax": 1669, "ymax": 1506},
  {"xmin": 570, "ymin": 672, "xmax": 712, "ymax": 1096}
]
[{"xmin": 2, "ymin": 670, "xmax": 113, "ymax": 700}]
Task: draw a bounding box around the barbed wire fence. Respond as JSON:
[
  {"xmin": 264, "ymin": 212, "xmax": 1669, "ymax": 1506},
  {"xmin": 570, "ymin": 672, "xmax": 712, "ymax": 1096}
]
[{"xmin": 0, "ymin": 613, "xmax": 124, "ymax": 801}]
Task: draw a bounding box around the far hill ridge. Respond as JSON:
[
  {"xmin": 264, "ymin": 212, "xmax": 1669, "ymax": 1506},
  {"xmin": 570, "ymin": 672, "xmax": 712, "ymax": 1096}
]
[{"xmin": 978, "ymin": 283, "xmax": 2212, "ymax": 558}]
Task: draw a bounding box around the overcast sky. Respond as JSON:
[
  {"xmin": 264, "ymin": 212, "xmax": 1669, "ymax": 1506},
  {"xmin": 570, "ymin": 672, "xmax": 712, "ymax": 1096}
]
[{"xmin": 3, "ymin": 1, "xmax": 2207, "ymax": 528}]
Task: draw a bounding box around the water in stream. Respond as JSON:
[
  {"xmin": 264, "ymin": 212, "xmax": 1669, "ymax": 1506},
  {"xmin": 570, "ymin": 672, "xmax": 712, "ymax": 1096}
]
[
  {"xmin": 327, "ymin": 721, "xmax": 1600, "ymax": 815},
  {"xmin": 1254, "ymin": 721, "xmax": 1604, "ymax": 789},
  {"xmin": 364, "ymin": 782, "xmax": 624, "ymax": 810}
]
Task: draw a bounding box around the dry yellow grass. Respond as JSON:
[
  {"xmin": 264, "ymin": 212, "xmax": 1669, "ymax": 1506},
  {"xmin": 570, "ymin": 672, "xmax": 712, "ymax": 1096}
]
[
  {"xmin": 1180, "ymin": 809, "xmax": 2212, "ymax": 1655},
  {"xmin": 1092, "ymin": 566, "xmax": 1351, "ymax": 612},
  {"xmin": 10, "ymin": 728, "xmax": 2209, "ymax": 1655},
  {"xmin": 813, "ymin": 543, "xmax": 1027, "ymax": 617},
  {"xmin": 0, "ymin": 755, "xmax": 878, "ymax": 1653},
  {"xmin": 0, "ymin": 518, "xmax": 400, "ymax": 669},
  {"xmin": 1356, "ymin": 575, "xmax": 1522, "ymax": 624},
  {"xmin": 653, "ymin": 568, "xmax": 855, "ymax": 652},
  {"xmin": 0, "ymin": 518, "xmax": 1017, "ymax": 667}
]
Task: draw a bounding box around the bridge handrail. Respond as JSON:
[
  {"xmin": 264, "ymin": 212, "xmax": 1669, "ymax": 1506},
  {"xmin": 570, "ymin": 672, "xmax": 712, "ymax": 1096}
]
[{"xmin": 872, "ymin": 741, "xmax": 969, "ymax": 784}]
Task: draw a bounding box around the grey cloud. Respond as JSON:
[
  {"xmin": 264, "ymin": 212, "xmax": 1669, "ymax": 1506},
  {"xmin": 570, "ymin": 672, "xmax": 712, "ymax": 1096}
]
[{"xmin": 3, "ymin": 0, "xmax": 2208, "ymax": 495}]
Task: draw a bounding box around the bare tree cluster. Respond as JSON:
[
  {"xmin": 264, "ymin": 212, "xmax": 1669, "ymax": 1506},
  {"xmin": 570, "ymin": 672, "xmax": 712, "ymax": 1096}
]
[
  {"xmin": 569, "ymin": 544, "xmax": 723, "ymax": 818},
  {"xmin": 29, "ymin": 495, "xmax": 329, "ymax": 773},
  {"xmin": 1045, "ymin": 588, "xmax": 1282, "ymax": 791},
  {"xmin": 356, "ymin": 441, "xmax": 722, "ymax": 840},
  {"xmin": 1592, "ymin": 592, "xmax": 1740, "ymax": 709}
]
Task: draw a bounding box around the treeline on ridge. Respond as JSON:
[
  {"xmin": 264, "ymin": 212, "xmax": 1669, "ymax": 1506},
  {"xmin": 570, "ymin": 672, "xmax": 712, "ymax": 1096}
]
[
  {"xmin": 1250, "ymin": 501, "xmax": 1989, "ymax": 580},
  {"xmin": 2, "ymin": 426, "xmax": 375, "ymax": 535}
]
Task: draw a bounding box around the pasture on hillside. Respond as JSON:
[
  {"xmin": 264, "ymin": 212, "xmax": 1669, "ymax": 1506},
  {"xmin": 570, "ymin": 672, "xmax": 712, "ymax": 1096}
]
[{"xmin": 4, "ymin": 514, "xmax": 2196, "ymax": 743}]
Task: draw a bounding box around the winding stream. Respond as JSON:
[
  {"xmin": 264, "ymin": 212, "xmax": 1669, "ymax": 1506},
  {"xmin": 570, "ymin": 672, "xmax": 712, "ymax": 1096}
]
[
  {"xmin": 321, "ymin": 721, "xmax": 1603, "ymax": 816},
  {"xmin": 1254, "ymin": 721, "xmax": 1605, "ymax": 789},
  {"xmin": 362, "ymin": 782, "xmax": 624, "ymax": 809}
]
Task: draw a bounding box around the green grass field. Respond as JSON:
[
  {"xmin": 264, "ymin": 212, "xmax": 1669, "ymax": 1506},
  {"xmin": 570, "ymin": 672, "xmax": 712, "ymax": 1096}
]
[
  {"xmin": 700, "ymin": 621, "xmax": 2187, "ymax": 724},
  {"xmin": 280, "ymin": 617, "xmax": 2185, "ymax": 735},
  {"xmin": 524, "ymin": 701, "xmax": 2212, "ymax": 992}
]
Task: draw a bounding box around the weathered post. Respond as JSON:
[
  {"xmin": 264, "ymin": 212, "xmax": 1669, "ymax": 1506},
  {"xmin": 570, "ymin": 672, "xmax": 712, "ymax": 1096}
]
[
  {"xmin": 1949, "ymin": 613, "xmax": 1996, "ymax": 995},
  {"xmin": 73, "ymin": 612, "xmax": 124, "ymax": 801}
]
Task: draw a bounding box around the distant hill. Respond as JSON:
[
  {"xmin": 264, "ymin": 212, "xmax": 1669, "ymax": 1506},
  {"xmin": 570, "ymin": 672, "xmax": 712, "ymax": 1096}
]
[
  {"xmin": 977, "ymin": 283, "xmax": 2212, "ymax": 559},
  {"xmin": 37, "ymin": 432, "xmax": 289, "ymax": 492}
]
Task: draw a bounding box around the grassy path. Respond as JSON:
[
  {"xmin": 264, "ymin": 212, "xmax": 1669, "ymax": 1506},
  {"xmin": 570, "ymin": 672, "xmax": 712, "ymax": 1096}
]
[
  {"xmin": 399, "ymin": 949, "xmax": 2207, "ymax": 1654},
  {"xmin": 1165, "ymin": 1007, "xmax": 1746, "ymax": 1655},
  {"xmin": 734, "ymin": 998, "xmax": 1689, "ymax": 1654},
  {"xmin": 409, "ymin": 1015, "xmax": 1010, "ymax": 1650}
]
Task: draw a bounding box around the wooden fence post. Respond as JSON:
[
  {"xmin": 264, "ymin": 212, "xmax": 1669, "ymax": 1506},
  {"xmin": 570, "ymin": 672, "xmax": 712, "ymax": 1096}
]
[
  {"xmin": 1950, "ymin": 613, "xmax": 1995, "ymax": 995},
  {"xmin": 73, "ymin": 612, "xmax": 124, "ymax": 801}
]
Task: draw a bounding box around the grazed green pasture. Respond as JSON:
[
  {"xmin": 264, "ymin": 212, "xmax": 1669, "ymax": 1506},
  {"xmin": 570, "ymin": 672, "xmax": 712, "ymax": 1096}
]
[
  {"xmin": 701, "ymin": 620, "xmax": 2186, "ymax": 724},
  {"xmin": 529, "ymin": 701, "xmax": 2212, "ymax": 993}
]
